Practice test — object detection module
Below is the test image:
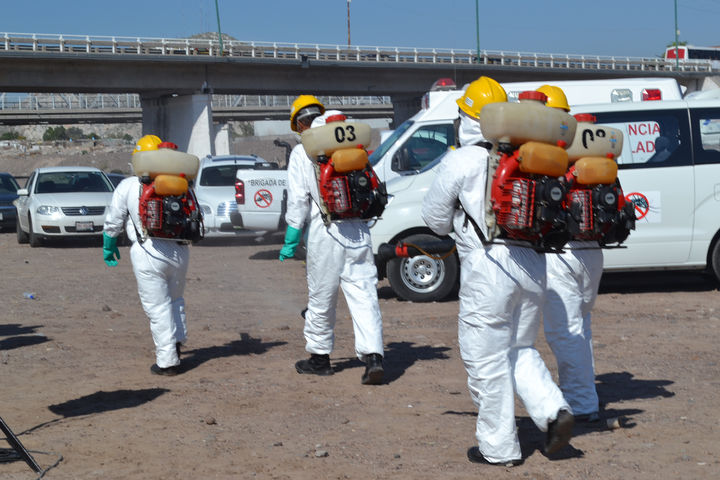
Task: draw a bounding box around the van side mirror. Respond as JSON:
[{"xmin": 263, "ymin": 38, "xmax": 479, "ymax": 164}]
[
  {"xmin": 17, "ymin": 188, "xmax": 28, "ymax": 196},
  {"xmin": 391, "ymin": 147, "xmax": 410, "ymax": 172}
]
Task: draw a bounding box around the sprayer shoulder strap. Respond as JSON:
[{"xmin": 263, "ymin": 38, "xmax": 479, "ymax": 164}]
[
  {"xmin": 458, "ymin": 202, "xmax": 489, "ymax": 245},
  {"xmin": 131, "ymin": 183, "xmax": 147, "ymax": 244}
]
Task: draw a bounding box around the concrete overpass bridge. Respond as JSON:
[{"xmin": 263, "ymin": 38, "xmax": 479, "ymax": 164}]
[{"xmin": 2, "ymin": 32, "xmax": 718, "ymax": 156}]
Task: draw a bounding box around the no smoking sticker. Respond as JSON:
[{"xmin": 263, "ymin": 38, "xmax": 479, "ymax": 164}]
[{"xmin": 254, "ymin": 189, "xmax": 273, "ymax": 208}]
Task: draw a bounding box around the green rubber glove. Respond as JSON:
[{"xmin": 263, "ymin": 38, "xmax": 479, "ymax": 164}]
[
  {"xmin": 103, "ymin": 232, "xmax": 120, "ymax": 267},
  {"xmin": 279, "ymin": 226, "xmax": 302, "ymax": 261}
]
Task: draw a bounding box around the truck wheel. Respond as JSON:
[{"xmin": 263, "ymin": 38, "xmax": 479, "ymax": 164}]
[{"xmin": 386, "ymin": 233, "xmax": 458, "ymax": 302}]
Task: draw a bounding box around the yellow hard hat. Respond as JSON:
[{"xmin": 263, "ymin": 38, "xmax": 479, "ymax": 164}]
[
  {"xmin": 537, "ymin": 84, "xmax": 570, "ymax": 112},
  {"xmin": 133, "ymin": 134, "xmax": 162, "ymax": 155},
  {"xmin": 456, "ymin": 77, "xmax": 507, "ymax": 119},
  {"xmin": 290, "ymin": 95, "xmax": 325, "ymax": 132}
]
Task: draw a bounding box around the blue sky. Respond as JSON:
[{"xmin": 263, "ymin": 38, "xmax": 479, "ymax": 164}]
[{"xmin": 1, "ymin": 0, "xmax": 718, "ymax": 58}]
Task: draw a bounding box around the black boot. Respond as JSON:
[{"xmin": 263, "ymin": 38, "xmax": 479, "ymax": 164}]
[
  {"xmin": 361, "ymin": 353, "xmax": 384, "ymax": 385},
  {"xmin": 295, "ymin": 354, "xmax": 334, "ymax": 376},
  {"xmin": 150, "ymin": 363, "xmax": 180, "ymax": 376},
  {"xmin": 544, "ymin": 409, "xmax": 574, "ymax": 454}
]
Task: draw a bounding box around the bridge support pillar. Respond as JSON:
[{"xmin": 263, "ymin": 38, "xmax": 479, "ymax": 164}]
[
  {"xmin": 140, "ymin": 93, "xmax": 229, "ymax": 158},
  {"xmin": 390, "ymin": 94, "xmax": 422, "ymax": 129}
]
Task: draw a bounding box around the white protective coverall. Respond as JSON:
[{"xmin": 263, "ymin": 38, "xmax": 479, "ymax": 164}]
[
  {"xmin": 544, "ymin": 241, "xmax": 603, "ymax": 416},
  {"xmin": 103, "ymin": 176, "xmax": 189, "ymax": 368},
  {"xmin": 284, "ymin": 118, "xmax": 383, "ymax": 360},
  {"xmin": 421, "ymin": 121, "xmax": 570, "ymax": 462}
]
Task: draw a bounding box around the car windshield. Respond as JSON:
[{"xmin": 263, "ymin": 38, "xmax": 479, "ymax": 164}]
[
  {"xmin": 369, "ymin": 120, "xmax": 414, "ymax": 166},
  {"xmin": 0, "ymin": 175, "xmax": 19, "ymax": 194},
  {"xmin": 199, "ymin": 165, "xmax": 252, "ymax": 187},
  {"xmin": 35, "ymin": 171, "xmax": 113, "ymax": 194}
]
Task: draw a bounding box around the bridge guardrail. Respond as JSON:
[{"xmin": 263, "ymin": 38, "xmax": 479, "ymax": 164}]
[{"xmin": 2, "ymin": 32, "xmax": 717, "ymax": 73}]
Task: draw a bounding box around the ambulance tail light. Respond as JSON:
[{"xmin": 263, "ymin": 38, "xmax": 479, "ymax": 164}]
[
  {"xmin": 642, "ymin": 88, "xmax": 662, "ymax": 101},
  {"xmin": 235, "ymin": 179, "xmax": 245, "ymax": 204}
]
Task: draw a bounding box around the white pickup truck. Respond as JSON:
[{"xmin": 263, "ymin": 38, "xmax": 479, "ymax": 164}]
[{"xmin": 230, "ymin": 163, "xmax": 288, "ymax": 233}]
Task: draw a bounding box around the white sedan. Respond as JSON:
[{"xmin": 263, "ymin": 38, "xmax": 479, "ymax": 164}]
[{"xmin": 15, "ymin": 166, "xmax": 115, "ymax": 247}]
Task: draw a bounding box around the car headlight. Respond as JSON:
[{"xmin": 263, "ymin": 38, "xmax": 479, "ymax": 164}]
[
  {"xmin": 200, "ymin": 204, "xmax": 212, "ymax": 215},
  {"xmin": 36, "ymin": 205, "xmax": 62, "ymax": 217}
]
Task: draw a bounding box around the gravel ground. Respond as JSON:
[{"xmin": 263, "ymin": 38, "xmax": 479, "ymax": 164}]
[{"xmin": 1, "ymin": 229, "xmax": 719, "ymax": 479}]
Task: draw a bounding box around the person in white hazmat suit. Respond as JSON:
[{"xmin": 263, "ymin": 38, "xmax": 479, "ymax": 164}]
[
  {"xmin": 538, "ymin": 85, "xmax": 602, "ymax": 422},
  {"xmin": 421, "ymin": 77, "xmax": 574, "ymax": 466},
  {"xmin": 278, "ymin": 96, "xmax": 384, "ymax": 385},
  {"xmin": 102, "ymin": 135, "xmax": 190, "ymax": 376}
]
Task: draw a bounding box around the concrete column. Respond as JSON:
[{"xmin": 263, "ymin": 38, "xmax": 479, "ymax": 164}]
[
  {"xmin": 140, "ymin": 93, "xmax": 215, "ymax": 158},
  {"xmin": 214, "ymin": 123, "xmax": 230, "ymax": 156},
  {"xmin": 390, "ymin": 94, "xmax": 422, "ymax": 129}
]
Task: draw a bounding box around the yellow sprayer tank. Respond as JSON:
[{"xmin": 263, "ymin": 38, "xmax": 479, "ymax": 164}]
[
  {"xmin": 132, "ymin": 148, "xmax": 200, "ymax": 180},
  {"xmin": 573, "ymin": 157, "xmax": 619, "ymax": 185},
  {"xmin": 479, "ymin": 91, "xmax": 577, "ymax": 147},
  {"xmin": 301, "ymin": 121, "xmax": 371, "ymax": 160},
  {"xmin": 516, "ymin": 141, "xmax": 569, "ymax": 177}
]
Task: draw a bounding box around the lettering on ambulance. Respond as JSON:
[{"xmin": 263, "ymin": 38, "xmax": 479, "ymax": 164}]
[{"xmin": 626, "ymin": 121, "xmax": 660, "ymax": 163}]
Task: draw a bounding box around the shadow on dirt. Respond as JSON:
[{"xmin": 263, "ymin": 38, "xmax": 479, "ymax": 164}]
[
  {"xmin": 599, "ymin": 270, "xmax": 718, "ymax": 294},
  {"xmin": 376, "ymin": 285, "xmax": 459, "ymax": 303},
  {"xmin": 0, "ymin": 323, "xmax": 44, "ymax": 337},
  {"xmin": 332, "ymin": 340, "xmax": 451, "ymax": 384},
  {"xmin": 0, "ymin": 335, "xmax": 48, "ymax": 351},
  {"xmin": 47, "ymin": 388, "xmax": 169, "ymax": 418},
  {"xmin": 180, "ymin": 332, "xmax": 286, "ymax": 373},
  {"xmin": 17, "ymin": 236, "xmax": 103, "ymax": 249},
  {"xmin": 0, "ymin": 323, "xmax": 49, "ymax": 351},
  {"xmin": 195, "ymin": 234, "xmax": 283, "ymax": 248},
  {"xmin": 596, "ymin": 371, "xmax": 675, "ymax": 403}
]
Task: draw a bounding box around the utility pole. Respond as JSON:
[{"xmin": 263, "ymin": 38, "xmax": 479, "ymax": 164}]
[
  {"xmin": 674, "ymin": 0, "xmax": 679, "ymax": 68},
  {"xmin": 347, "ymin": 0, "xmax": 352, "ymax": 47},
  {"xmin": 475, "ymin": 0, "xmax": 480, "ymax": 63},
  {"xmin": 215, "ymin": 0, "xmax": 224, "ymax": 56}
]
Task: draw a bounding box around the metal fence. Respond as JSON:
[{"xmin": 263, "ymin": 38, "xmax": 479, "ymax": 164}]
[
  {"xmin": 0, "ymin": 93, "xmax": 392, "ymax": 111},
  {"xmin": 2, "ymin": 32, "xmax": 716, "ymax": 73}
]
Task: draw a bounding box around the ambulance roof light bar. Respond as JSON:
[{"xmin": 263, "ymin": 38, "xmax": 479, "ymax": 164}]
[
  {"xmin": 642, "ymin": 88, "xmax": 662, "ymax": 101},
  {"xmin": 430, "ymin": 78, "xmax": 456, "ymax": 91}
]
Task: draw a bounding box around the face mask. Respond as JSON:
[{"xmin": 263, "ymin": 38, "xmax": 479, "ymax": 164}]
[{"xmin": 458, "ymin": 114, "xmax": 486, "ymax": 147}]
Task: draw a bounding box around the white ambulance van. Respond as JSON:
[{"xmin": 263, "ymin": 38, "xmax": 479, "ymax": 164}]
[
  {"xmin": 370, "ymin": 78, "xmax": 693, "ymax": 302},
  {"xmin": 369, "ymin": 77, "xmax": 683, "ymax": 184},
  {"xmin": 574, "ymin": 91, "xmax": 720, "ymax": 277}
]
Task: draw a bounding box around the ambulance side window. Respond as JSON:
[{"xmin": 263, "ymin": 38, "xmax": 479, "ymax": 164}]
[
  {"xmin": 593, "ymin": 110, "xmax": 691, "ymax": 169},
  {"xmin": 392, "ymin": 124, "xmax": 455, "ymax": 172},
  {"xmin": 691, "ymin": 108, "xmax": 720, "ymax": 165}
]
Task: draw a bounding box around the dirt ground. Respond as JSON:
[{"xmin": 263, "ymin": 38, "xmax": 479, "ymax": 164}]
[{"xmin": 0, "ymin": 227, "xmax": 718, "ymax": 480}]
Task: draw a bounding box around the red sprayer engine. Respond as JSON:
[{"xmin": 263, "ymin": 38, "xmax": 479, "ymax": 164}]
[
  {"xmin": 479, "ymin": 91, "xmax": 579, "ymax": 251},
  {"xmin": 563, "ymin": 114, "xmax": 635, "ymax": 246},
  {"xmin": 133, "ymin": 142, "xmax": 204, "ymax": 242},
  {"xmin": 490, "ymin": 141, "xmax": 572, "ymax": 250},
  {"xmin": 302, "ymin": 114, "xmax": 387, "ymax": 223}
]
